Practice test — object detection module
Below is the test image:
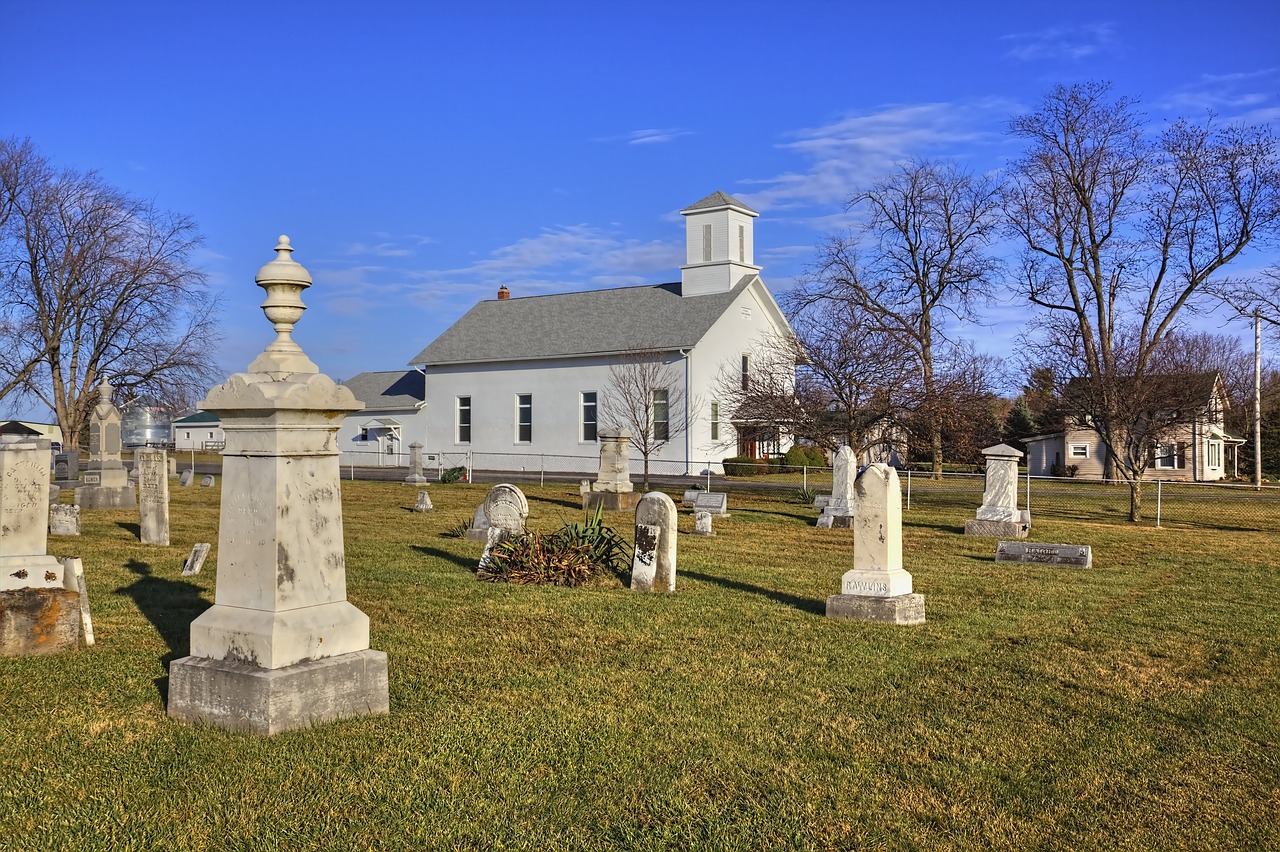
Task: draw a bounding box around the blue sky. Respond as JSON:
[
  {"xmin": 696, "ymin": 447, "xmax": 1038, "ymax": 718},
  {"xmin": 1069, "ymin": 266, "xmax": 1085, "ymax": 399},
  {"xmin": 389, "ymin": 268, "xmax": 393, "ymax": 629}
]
[{"xmin": 3, "ymin": 1, "xmax": 1279, "ymax": 414}]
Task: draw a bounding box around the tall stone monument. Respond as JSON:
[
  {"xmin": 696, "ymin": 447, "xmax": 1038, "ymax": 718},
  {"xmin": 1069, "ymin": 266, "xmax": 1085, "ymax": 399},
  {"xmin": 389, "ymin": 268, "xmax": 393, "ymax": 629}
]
[
  {"xmin": 0, "ymin": 435, "xmax": 81, "ymax": 655},
  {"xmin": 136, "ymin": 448, "xmax": 170, "ymax": 546},
  {"xmin": 168, "ymin": 236, "xmax": 389, "ymax": 735},
  {"xmin": 584, "ymin": 429, "xmax": 640, "ymax": 511},
  {"xmin": 964, "ymin": 443, "xmax": 1030, "ymax": 539},
  {"xmin": 405, "ymin": 442, "xmax": 429, "ymax": 484},
  {"xmin": 76, "ymin": 376, "xmax": 136, "ymax": 509},
  {"xmin": 826, "ymin": 463, "xmax": 925, "ymax": 625},
  {"xmin": 820, "ymin": 446, "xmax": 858, "ymax": 528}
]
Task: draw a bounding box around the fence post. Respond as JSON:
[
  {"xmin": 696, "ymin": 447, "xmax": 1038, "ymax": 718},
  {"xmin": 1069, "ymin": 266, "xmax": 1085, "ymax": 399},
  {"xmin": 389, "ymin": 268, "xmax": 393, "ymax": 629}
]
[
  {"xmin": 1026, "ymin": 471, "xmax": 1031, "ymax": 514},
  {"xmin": 1156, "ymin": 480, "xmax": 1162, "ymax": 528},
  {"xmin": 803, "ymin": 465, "xmax": 808, "ymax": 491},
  {"xmin": 906, "ymin": 469, "xmax": 912, "ymax": 511},
  {"xmin": 540, "ymin": 454, "xmax": 545, "ymax": 487}
]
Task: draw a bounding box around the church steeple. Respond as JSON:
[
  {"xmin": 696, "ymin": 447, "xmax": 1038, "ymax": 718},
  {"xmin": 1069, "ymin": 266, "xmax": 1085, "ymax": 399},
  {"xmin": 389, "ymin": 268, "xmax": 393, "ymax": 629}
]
[{"xmin": 679, "ymin": 191, "xmax": 761, "ymax": 297}]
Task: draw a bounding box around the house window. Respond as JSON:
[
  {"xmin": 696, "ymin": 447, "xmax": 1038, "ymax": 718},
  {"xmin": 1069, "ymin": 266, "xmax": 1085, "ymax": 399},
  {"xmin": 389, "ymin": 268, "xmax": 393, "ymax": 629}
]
[
  {"xmin": 702, "ymin": 224, "xmax": 712, "ymax": 262},
  {"xmin": 710, "ymin": 402, "xmax": 720, "ymax": 441},
  {"xmin": 652, "ymin": 389, "xmax": 669, "ymax": 442},
  {"xmin": 184, "ymin": 431, "xmax": 190, "ymax": 440},
  {"xmin": 1208, "ymin": 440, "xmax": 1222, "ymax": 469},
  {"xmin": 581, "ymin": 392, "xmax": 598, "ymax": 442},
  {"xmin": 359, "ymin": 428, "xmax": 369, "ymax": 441},
  {"xmin": 456, "ymin": 396, "xmax": 471, "ymax": 444},
  {"xmin": 516, "ymin": 393, "xmax": 532, "ymax": 443},
  {"xmin": 1068, "ymin": 443, "xmax": 1089, "ymax": 459},
  {"xmin": 741, "ymin": 354, "xmax": 750, "ymax": 391},
  {"xmin": 1154, "ymin": 442, "xmax": 1185, "ymax": 470},
  {"xmin": 738, "ymin": 224, "xmax": 745, "ymax": 262}
]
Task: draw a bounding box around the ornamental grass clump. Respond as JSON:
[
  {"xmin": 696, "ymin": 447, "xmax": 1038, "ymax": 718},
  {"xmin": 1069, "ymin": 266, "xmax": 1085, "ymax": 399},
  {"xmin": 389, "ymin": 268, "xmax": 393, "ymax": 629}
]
[{"xmin": 478, "ymin": 506, "xmax": 630, "ymax": 587}]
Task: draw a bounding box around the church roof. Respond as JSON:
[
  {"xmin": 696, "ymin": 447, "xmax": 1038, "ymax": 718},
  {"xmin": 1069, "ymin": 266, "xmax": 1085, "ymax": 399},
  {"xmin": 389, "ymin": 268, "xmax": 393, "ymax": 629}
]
[
  {"xmin": 409, "ymin": 278, "xmax": 757, "ymax": 367},
  {"xmin": 340, "ymin": 370, "xmax": 425, "ymax": 410},
  {"xmin": 681, "ymin": 190, "xmax": 758, "ymax": 215}
]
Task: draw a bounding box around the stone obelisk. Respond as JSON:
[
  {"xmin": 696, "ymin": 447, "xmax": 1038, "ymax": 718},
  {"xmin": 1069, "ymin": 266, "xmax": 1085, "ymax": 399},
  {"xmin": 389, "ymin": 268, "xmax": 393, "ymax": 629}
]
[{"xmin": 168, "ymin": 236, "xmax": 389, "ymax": 734}]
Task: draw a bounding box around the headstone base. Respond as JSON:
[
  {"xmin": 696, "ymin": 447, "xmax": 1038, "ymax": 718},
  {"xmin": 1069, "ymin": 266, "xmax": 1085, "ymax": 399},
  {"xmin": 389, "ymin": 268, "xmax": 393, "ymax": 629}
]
[
  {"xmin": 822, "ymin": 513, "xmax": 854, "ymax": 529},
  {"xmin": 75, "ymin": 485, "xmax": 137, "ymax": 509},
  {"xmin": 404, "ymin": 474, "xmax": 429, "ymax": 484},
  {"xmin": 464, "ymin": 527, "xmax": 489, "ymax": 542},
  {"xmin": 167, "ymin": 649, "xmax": 390, "ymax": 735},
  {"xmin": 964, "ymin": 519, "xmax": 1029, "ymax": 538},
  {"xmin": 0, "ymin": 588, "xmax": 82, "ymax": 656},
  {"xmin": 826, "ymin": 592, "xmax": 926, "ymax": 625},
  {"xmin": 584, "ymin": 491, "xmax": 641, "ymax": 512}
]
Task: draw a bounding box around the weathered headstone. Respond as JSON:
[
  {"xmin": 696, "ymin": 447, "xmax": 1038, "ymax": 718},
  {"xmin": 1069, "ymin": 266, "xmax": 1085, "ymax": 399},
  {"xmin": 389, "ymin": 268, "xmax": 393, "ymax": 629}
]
[
  {"xmin": 820, "ymin": 446, "xmax": 857, "ymax": 528},
  {"xmin": 61, "ymin": 556, "xmax": 93, "ymax": 647},
  {"xmin": 692, "ymin": 491, "xmax": 728, "ymax": 517},
  {"xmin": 464, "ymin": 503, "xmax": 490, "ymax": 542},
  {"xmin": 812, "ymin": 494, "xmax": 831, "ymax": 510},
  {"xmin": 585, "ymin": 429, "xmax": 640, "ymax": 511},
  {"xmin": 693, "ymin": 510, "xmax": 714, "ymax": 536},
  {"xmin": 413, "ymin": 490, "xmax": 433, "ymax": 512},
  {"xmin": 179, "ymin": 469, "xmax": 195, "ymax": 487},
  {"xmin": 405, "ymin": 442, "xmax": 429, "ymax": 484},
  {"xmin": 76, "ymin": 377, "xmax": 136, "ymax": 509},
  {"xmin": 137, "ymin": 448, "xmax": 170, "ymax": 546},
  {"xmin": 816, "ymin": 513, "xmax": 834, "ymax": 529},
  {"xmin": 965, "ymin": 443, "xmax": 1030, "ymax": 539},
  {"xmin": 168, "ymin": 457, "xmax": 178, "ymax": 476},
  {"xmin": 484, "ymin": 483, "xmax": 528, "ymax": 533},
  {"xmin": 168, "ymin": 235, "xmax": 388, "ymax": 735},
  {"xmin": 826, "ymin": 463, "xmax": 925, "ymax": 625},
  {"xmin": 0, "ymin": 436, "xmax": 79, "ymax": 656},
  {"xmin": 181, "ymin": 543, "xmax": 211, "ymax": 577},
  {"xmin": 54, "ymin": 450, "xmax": 80, "ymax": 483},
  {"xmin": 995, "ymin": 541, "xmax": 1092, "ymax": 568},
  {"xmin": 682, "ymin": 489, "xmax": 701, "ymax": 506},
  {"xmin": 48, "ymin": 484, "xmax": 61, "ymax": 504},
  {"xmin": 632, "ymin": 491, "xmax": 677, "ymax": 592},
  {"xmin": 199, "ymin": 474, "xmax": 215, "ymax": 488},
  {"xmin": 49, "ymin": 504, "xmax": 80, "ymax": 536}
]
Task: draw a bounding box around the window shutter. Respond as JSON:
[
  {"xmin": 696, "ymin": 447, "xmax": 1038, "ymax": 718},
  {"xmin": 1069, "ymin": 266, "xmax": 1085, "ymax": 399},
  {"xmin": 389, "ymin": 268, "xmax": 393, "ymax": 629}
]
[{"xmin": 1177, "ymin": 442, "xmax": 1186, "ymax": 469}]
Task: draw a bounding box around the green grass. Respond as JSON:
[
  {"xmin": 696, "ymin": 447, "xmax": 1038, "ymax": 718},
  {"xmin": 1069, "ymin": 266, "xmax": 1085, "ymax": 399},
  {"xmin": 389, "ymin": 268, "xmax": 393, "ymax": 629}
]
[{"xmin": 2, "ymin": 480, "xmax": 1278, "ymax": 850}]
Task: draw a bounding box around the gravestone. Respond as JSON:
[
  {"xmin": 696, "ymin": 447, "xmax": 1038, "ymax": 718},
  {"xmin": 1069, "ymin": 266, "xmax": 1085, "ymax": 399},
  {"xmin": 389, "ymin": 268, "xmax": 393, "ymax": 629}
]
[
  {"xmin": 181, "ymin": 543, "xmax": 211, "ymax": 577},
  {"xmin": 413, "ymin": 491, "xmax": 433, "ymax": 512},
  {"xmin": 812, "ymin": 494, "xmax": 831, "ymax": 510},
  {"xmin": 49, "ymin": 504, "xmax": 80, "ymax": 536},
  {"xmin": 820, "ymin": 446, "xmax": 857, "ymax": 528},
  {"xmin": 168, "ymin": 457, "xmax": 178, "ymax": 476},
  {"xmin": 965, "ymin": 443, "xmax": 1030, "ymax": 539},
  {"xmin": 682, "ymin": 489, "xmax": 701, "ymax": 506},
  {"xmin": 464, "ymin": 503, "xmax": 490, "ymax": 542},
  {"xmin": 0, "ymin": 436, "xmax": 80, "ymax": 656},
  {"xmin": 816, "ymin": 513, "xmax": 834, "ymax": 529},
  {"xmin": 692, "ymin": 491, "xmax": 728, "ymax": 517},
  {"xmin": 76, "ymin": 376, "xmax": 136, "ymax": 509},
  {"xmin": 179, "ymin": 469, "xmax": 195, "ymax": 487},
  {"xmin": 54, "ymin": 450, "xmax": 80, "ymax": 483},
  {"xmin": 585, "ymin": 429, "xmax": 640, "ymax": 511},
  {"xmin": 995, "ymin": 541, "xmax": 1092, "ymax": 568},
  {"xmin": 405, "ymin": 442, "xmax": 429, "ymax": 484},
  {"xmin": 168, "ymin": 235, "xmax": 388, "ymax": 735},
  {"xmin": 200, "ymin": 474, "xmax": 215, "ymax": 488},
  {"xmin": 693, "ymin": 510, "xmax": 714, "ymax": 536},
  {"xmin": 60, "ymin": 557, "xmax": 93, "ymax": 647},
  {"xmin": 48, "ymin": 484, "xmax": 60, "ymax": 504},
  {"xmin": 631, "ymin": 491, "xmax": 677, "ymax": 592},
  {"xmin": 477, "ymin": 484, "xmax": 528, "ymax": 570},
  {"xmin": 137, "ymin": 448, "xmax": 170, "ymax": 546},
  {"xmin": 826, "ymin": 463, "xmax": 925, "ymax": 625}
]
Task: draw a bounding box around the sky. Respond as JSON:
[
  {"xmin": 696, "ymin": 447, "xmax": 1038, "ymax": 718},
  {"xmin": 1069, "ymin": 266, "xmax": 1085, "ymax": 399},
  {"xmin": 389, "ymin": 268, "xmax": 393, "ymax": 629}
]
[{"xmin": 3, "ymin": 0, "xmax": 1279, "ymax": 418}]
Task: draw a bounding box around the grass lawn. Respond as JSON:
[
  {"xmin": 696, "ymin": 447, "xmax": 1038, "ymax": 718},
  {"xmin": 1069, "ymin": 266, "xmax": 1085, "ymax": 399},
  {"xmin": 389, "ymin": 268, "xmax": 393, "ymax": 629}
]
[{"xmin": 2, "ymin": 479, "xmax": 1278, "ymax": 850}]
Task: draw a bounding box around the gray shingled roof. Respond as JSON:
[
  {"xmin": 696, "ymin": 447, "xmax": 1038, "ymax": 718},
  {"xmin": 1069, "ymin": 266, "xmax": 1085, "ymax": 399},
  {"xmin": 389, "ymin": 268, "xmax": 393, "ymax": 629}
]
[
  {"xmin": 340, "ymin": 370, "xmax": 425, "ymax": 410},
  {"xmin": 410, "ymin": 279, "xmax": 754, "ymax": 367},
  {"xmin": 682, "ymin": 190, "xmax": 758, "ymax": 215}
]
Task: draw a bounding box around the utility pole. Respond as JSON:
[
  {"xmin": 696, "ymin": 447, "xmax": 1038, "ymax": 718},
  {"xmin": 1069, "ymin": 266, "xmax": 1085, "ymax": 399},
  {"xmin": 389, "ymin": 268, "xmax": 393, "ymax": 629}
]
[{"xmin": 1255, "ymin": 310, "xmax": 1263, "ymax": 489}]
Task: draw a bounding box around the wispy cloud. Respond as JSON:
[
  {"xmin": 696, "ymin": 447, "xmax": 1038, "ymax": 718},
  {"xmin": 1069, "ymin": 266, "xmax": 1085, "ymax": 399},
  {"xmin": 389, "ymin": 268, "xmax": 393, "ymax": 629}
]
[
  {"xmin": 1001, "ymin": 23, "xmax": 1117, "ymax": 62},
  {"xmin": 593, "ymin": 128, "xmax": 693, "ymax": 145},
  {"xmin": 1162, "ymin": 68, "xmax": 1280, "ymax": 122},
  {"xmin": 739, "ymin": 99, "xmax": 1015, "ymax": 212}
]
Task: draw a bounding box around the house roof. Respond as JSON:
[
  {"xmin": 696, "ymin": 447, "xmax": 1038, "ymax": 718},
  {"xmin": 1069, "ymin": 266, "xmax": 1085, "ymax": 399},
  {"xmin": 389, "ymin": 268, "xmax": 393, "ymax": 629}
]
[
  {"xmin": 171, "ymin": 411, "xmax": 220, "ymax": 425},
  {"xmin": 409, "ymin": 278, "xmax": 760, "ymax": 367},
  {"xmin": 681, "ymin": 190, "xmax": 758, "ymax": 216},
  {"xmin": 341, "ymin": 370, "xmax": 425, "ymax": 410},
  {"xmin": 0, "ymin": 420, "xmax": 42, "ymax": 436}
]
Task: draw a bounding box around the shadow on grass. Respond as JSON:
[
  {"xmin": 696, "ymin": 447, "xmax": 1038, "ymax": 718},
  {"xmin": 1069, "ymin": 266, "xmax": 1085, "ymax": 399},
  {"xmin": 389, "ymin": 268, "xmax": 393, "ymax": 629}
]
[
  {"xmin": 115, "ymin": 520, "xmax": 141, "ymax": 539},
  {"xmin": 413, "ymin": 545, "xmax": 477, "ymax": 574},
  {"xmin": 682, "ymin": 569, "xmax": 825, "ymax": 616},
  {"xmin": 114, "ymin": 559, "xmax": 211, "ymax": 706}
]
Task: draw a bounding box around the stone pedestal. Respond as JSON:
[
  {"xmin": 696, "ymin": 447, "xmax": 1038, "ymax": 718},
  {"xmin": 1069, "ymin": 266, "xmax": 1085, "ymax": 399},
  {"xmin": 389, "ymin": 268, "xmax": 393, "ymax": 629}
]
[
  {"xmin": 967, "ymin": 443, "xmax": 1029, "ymax": 537},
  {"xmin": 405, "ymin": 441, "xmax": 429, "ymax": 484},
  {"xmin": 167, "ymin": 236, "xmax": 388, "ymax": 734},
  {"xmin": 964, "ymin": 518, "xmax": 1030, "ymax": 538},
  {"xmin": 826, "ymin": 593, "xmax": 926, "ymax": 624},
  {"xmin": 583, "ymin": 490, "xmax": 641, "ymax": 512},
  {"xmin": 0, "ymin": 588, "xmax": 82, "ymax": 656}
]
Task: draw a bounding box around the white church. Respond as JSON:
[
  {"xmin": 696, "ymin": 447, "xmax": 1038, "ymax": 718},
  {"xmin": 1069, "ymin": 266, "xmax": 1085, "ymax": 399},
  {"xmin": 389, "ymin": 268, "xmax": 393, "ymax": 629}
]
[{"xmin": 337, "ymin": 191, "xmax": 798, "ymax": 474}]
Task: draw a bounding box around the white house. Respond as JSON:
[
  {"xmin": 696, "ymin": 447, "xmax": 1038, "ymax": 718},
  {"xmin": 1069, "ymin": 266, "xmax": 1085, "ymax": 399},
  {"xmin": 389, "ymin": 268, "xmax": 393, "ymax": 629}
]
[
  {"xmin": 335, "ymin": 369, "xmax": 428, "ymax": 466},
  {"xmin": 171, "ymin": 411, "xmax": 224, "ymax": 451},
  {"xmin": 407, "ymin": 191, "xmax": 798, "ymax": 474}
]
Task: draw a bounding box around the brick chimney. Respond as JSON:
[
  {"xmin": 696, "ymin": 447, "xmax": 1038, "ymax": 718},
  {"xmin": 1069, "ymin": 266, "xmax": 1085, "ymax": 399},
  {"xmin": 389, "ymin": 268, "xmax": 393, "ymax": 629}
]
[{"xmin": 497, "ymin": 285, "xmax": 510, "ymax": 300}]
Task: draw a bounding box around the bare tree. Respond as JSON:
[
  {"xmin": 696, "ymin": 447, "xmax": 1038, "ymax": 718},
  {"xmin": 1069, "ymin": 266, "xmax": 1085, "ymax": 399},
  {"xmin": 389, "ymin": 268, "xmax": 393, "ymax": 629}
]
[
  {"xmin": 796, "ymin": 158, "xmax": 1002, "ymax": 478},
  {"xmin": 1005, "ymin": 82, "xmax": 1280, "ymax": 519},
  {"xmin": 600, "ymin": 350, "xmax": 689, "ymax": 489},
  {"xmin": 0, "ymin": 137, "xmax": 222, "ymax": 445}
]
